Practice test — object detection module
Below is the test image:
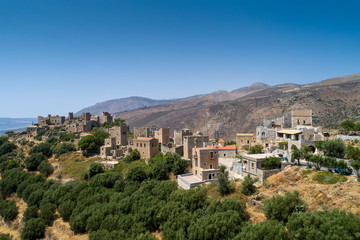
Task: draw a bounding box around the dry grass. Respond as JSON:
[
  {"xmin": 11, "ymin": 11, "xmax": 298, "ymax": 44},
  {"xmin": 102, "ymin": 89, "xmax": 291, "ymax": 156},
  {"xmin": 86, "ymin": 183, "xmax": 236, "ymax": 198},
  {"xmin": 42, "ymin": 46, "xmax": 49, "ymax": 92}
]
[
  {"xmin": 260, "ymin": 165, "xmax": 360, "ymax": 214},
  {"xmin": 246, "ymin": 203, "xmax": 266, "ymax": 223},
  {"xmin": 52, "ymin": 152, "xmax": 101, "ymax": 181}
]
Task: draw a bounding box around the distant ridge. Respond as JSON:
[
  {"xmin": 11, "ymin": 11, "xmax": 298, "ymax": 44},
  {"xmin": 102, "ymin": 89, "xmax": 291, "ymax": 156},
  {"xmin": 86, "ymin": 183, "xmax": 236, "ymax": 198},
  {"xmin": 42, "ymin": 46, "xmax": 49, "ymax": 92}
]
[
  {"xmin": 75, "ymin": 96, "xmax": 185, "ymax": 116},
  {"xmin": 112, "ymin": 73, "xmax": 360, "ymax": 139}
]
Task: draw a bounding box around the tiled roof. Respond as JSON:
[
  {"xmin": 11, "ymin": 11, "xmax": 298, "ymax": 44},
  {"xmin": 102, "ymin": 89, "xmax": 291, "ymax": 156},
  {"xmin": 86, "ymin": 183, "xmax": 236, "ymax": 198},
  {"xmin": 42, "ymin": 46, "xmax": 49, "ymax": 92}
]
[
  {"xmin": 136, "ymin": 137, "xmax": 153, "ymax": 140},
  {"xmin": 218, "ymin": 145, "xmax": 236, "ymax": 150},
  {"xmin": 218, "ymin": 139, "xmax": 225, "ymax": 143}
]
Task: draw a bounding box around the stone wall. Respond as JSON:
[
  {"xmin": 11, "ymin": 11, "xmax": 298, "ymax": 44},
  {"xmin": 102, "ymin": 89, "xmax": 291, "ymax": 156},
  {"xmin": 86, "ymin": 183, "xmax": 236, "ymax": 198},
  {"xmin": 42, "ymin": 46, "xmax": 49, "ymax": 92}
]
[{"xmin": 256, "ymin": 168, "xmax": 281, "ymax": 184}]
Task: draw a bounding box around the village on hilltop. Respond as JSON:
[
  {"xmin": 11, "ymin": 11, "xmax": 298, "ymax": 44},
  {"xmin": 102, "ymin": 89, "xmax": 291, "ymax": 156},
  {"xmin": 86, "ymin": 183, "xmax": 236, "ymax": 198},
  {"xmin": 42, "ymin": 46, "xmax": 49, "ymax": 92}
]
[{"xmin": 5, "ymin": 108, "xmax": 359, "ymax": 190}]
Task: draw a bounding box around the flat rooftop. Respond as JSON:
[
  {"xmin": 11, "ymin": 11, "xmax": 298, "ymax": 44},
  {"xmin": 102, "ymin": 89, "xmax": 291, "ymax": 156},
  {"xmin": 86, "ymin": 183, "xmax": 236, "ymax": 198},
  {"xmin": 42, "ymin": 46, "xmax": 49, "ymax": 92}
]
[
  {"xmin": 242, "ymin": 153, "xmax": 276, "ymax": 159},
  {"xmin": 180, "ymin": 174, "xmax": 202, "ymax": 184}
]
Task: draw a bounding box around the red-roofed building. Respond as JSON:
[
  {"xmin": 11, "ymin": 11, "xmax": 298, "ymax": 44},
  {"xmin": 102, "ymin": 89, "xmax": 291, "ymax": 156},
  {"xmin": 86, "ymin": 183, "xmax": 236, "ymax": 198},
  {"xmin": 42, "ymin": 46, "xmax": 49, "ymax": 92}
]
[{"xmin": 218, "ymin": 139, "xmax": 225, "ymax": 147}]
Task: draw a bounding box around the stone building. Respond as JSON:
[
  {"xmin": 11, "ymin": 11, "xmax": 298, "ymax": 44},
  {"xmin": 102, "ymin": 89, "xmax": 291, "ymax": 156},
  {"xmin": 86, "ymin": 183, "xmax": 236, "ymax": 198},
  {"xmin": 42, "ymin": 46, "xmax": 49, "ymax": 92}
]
[
  {"xmin": 241, "ymin": 153, "xmax": 281, "ymax": 184},
  {"xmin": 174, "ymin": 129, "xmax": 193, "ymax": 146},
  {"xmin": 68, "ymin": 112, "xmax": 74, "ymax": 120},
  {"xmin": 154, "ymin": 128, "xmax": 170, "ymax": 145},
  {"xmin": 65, "ymin": 112, "xmax": 100, "ymax": 134},
  {"xmin": 134, "ymin": 127, "xmax": 151, "ymax": 139},
  {"xmin": 102, "ymin": 112, "xmax": 113, "ymax": 124},
  {"xmin": 100, "ymin": 137, "xmax": 123, "ymax": 160},
  {"xmin": 291, "ymin": 109, "xmax": 312, "ymax": 128},
  {"xmin": 217, "ymin": 145, "xmax": 237, "ymax": 158},
  {"xmin": 108, "ymin": 126, "xmax": 128, "ymax": 146},
  {"xmin": 38, "ymin": 114, "xmax": 65, "ymax": 127},
  {"xmin": 133, "ymin": 137, "xmax": 159, "ymax": 159},
  {"xmin": 192, "ymin": 147, "xmax": 220, "ymax": 181},
  {"xmin": 183, "ymin": 135, "xmax": 209, "ymax": 160},
  {"xmin": 161, "ymin": 142, "xmax": 183, "ymax": 156},
  {"xmin": 236, "ymin": 133, "xmax": 256, "ymax": 152}
]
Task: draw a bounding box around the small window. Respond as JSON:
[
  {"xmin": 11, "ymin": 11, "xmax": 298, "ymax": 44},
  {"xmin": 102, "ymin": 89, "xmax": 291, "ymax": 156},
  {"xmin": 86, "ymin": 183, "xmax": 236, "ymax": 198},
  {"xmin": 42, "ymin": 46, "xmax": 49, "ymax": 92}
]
[
  {"xmin": 224, "ymin": 154, "xmax": 226, "ymax": 157},
  {"xmin": 251, "ymin": 163, "xmax": 254, "ymax": 169},
  {"xmin": 136, "ymin": 143, "xmax": 139, "ymax": 147},
  {"xmin": 195, "ymin": 170, "xmax": 197, "ymax": 175},
  {"xmin": 144, "ymin": 143, "xmax": 146, "ymax": 147},
  {"xmin": 140, "ymin": 143, "xmax": 142, "ymax": 147},
  {"xmin": 204, "ymin": 163, "xmax": 206, "ymax": 166},
  {"xmin": 210, "ymin": 152, "xmax": 214, "ymax": 158},
  {"xmin": 210, "ymin": 164, "xmax": 213, "ymax": 169}
]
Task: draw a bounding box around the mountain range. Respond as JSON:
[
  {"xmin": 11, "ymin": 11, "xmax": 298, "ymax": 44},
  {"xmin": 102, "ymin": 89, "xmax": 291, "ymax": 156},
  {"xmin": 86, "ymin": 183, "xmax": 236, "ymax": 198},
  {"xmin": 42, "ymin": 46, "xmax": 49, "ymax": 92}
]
[{"xmin": 77, "ymin": 73, "xmax": 360, "ymax": 140}]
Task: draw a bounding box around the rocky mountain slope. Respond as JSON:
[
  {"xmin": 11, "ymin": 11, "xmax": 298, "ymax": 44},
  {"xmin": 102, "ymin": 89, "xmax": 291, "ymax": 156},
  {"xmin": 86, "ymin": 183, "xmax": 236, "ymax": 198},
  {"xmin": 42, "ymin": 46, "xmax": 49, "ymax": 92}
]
[
  {"xmin": 75, "ymin": 96, "xmax": 202, "ymax": 116},
  {"xmin": 114, "ymin": 73, "xmax": 360, "ymax": 140}
]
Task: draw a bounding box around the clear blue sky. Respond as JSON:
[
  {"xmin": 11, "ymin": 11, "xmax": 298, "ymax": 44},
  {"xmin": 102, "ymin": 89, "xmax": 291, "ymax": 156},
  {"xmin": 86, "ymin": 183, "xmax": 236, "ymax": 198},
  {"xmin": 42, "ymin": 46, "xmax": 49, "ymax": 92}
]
[{"xmin": 1, "ymin": 0, "xmax": 360, "ymax": 118}]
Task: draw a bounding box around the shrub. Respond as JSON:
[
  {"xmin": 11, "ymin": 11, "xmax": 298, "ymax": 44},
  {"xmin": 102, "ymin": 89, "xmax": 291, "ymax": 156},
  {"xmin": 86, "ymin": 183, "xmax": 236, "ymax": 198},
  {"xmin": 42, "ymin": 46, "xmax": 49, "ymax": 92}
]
[
  {"xmin": 123, "ymin": 149, "xmax": 141, "ymax": 163},
  {"xmin": 241, "ymin": 174, "xmax": 258, "ymax": 196},
  {"xmin": 88, "ymin": 162, "xmax": 104, "ymax": 178},
  {"xmin": 126, "ymin": 166, "xmax": 148, "ymax": 183},
  {"xmin": 30, "ymin": 142, "xmax": 52, "ymax": 158},
  {"xmin": 234, "ymin": 220, "xmax": 286, "ymax": 240},
  {"xmin": 37, "ymin": 161, "xmax": 54, "ymax": 177},
  {"xmin": 21, "ymin": 218, "xmax": 46, "ymax": 240},
  {"xmin": 39, "ymin": 203, "xmax": 56, "ymax": 225},
  {"xmin": 0, "ymin": 234, "xmax": 12, "ymax": 240},
  {"xmin": 247, "ymin": 145, "xmax": 262, "ymax": 154},
  {"xmin": 23, "ymin": 206, "xmax": 39, "ymax": 222},
  {"xmin": 263, "ymin": 191, "xmax": 306, "ymax": 223},
  {"xmin": 217, "ymin": 166, "xmax": 234, "ymax": 196},
  {"xmin": 262, "ymin": 156, "xmax": 281, "ymax": 169},
  {"xmin": 59, "ymin": 200, "xmax": 76, "ymax": 221},
  {"xmin": 0, "ymin": 199, "xmax": 18, "ymax": 221},
  {"xmin": 287, "ymin": 209, "xmax": 360, "ymax": 239},
  {"xmin": 0, "ymin": 142, "xmax": 17, "ymax": 156},
  {"xmin": 25, "ymin": 153, "xmax": 47, "ymax": 171},
  {"xmin": 52, "ymin": 142, "xmax": 76, "ymax": 157},
  {"xmin": 313, "ymin": 171, "xmax": 347, "ymax": 184}
]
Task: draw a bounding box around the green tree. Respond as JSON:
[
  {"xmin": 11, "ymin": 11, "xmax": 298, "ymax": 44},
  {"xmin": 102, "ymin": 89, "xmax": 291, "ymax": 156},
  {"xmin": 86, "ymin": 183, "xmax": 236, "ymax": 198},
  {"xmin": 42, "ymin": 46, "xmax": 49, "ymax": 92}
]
[
  {"xmin": 148, "ymin": 160, "xmax": 169, "ymax": 181},
  {"xmin": 263, "ymin": 190, "xmax": 306, "ymax": 223},
  {"xmin": 263, "ymin": 156, "xmax": 281, "ymax": 169},
  {"xmin": 0, "ymin": 142, "xmax": 17, "ymax": 156},
  {"xmin": 248, "ymin": 145, "xmax": 263, "ymax": 154},
  {"xmin": 323, "ymin": 157, "xmax": 337, "ymax": 172},
  {"xmin": 309, "ymin": 155, "xmax": 324, "ymax": 170},
  {"xmin": 23, "ymin": 206, "xmax": 39, "ymax": 222},
  {"xmin": 217, "ymin": 165, "xmax": 234, "ymax": 196},
  {"xmin": 0, "ymin": 234, "xmax": 12, "ymax": 240},
  {"xmin": 126, "ymin": 166, "xmax": 148, "ymax": 183},
  {"xmin": 287, "ymin": 209, "xmax": 360, "ymax": 240},
  {"xmin": 88, "ymin": 162, "xmax": 104, "ymax": 178},
  {"xmin": 59, "ymin": 200, "xmax": 76, "ymax": 221},
  {"xmin": 37, "ymin": 161, "xmax": 54, "ymax": 177},
  {"xmin": 78, "ymin": 135, "xmax": 101, "ymax": 156},
  {"xmin": 25, "ymin": 153, "xmax": 47, "ymax": 171},
  {"xmin": 316, "ymin": 139, "xmax": 346, "ymax": 158},
  {"xmin": 21, "ymin": 218, "xmax": 46, "ymax": 240},
  {"xmin": 123, "ymin": 149, "xmax": 141, "ymax": 163},
  {"xmin": 39, "ymin": 203, "xmax": 56, "ymax": 225},
  {"xmin": 341, "ymin": 120, "xmax": 356, "ymax": 132},
  {"xmin": 241, "ymin": 174, "xmax": 258, "ymax": 196},
  {"xmin": 291, "ymin": 145, "xmax": 303, "ymax": 165},
  {"xmin": 34, "ymin": 129, "xmax": 46, "ymax": 141},
  {"xmin": 346, "ymin": 145, "xmax": 360, "ymax": 161},
  {"xmin": 234, "ymin": 220, "xmax": 286, "ymax": 240},
  {"xmin": 30, "ymin": 142, "xmax": 53, "ymax": 158},
  {"xmin": 0, "ymin": 199, "xmax": 18, "ymax": 221},
  {"xmin": 91, "ymin": 128, "xmax": 110, "ymax": 146},
  {"xmin": 52, "ymin": 142, "xmax": 76, "ymax": 157}
]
